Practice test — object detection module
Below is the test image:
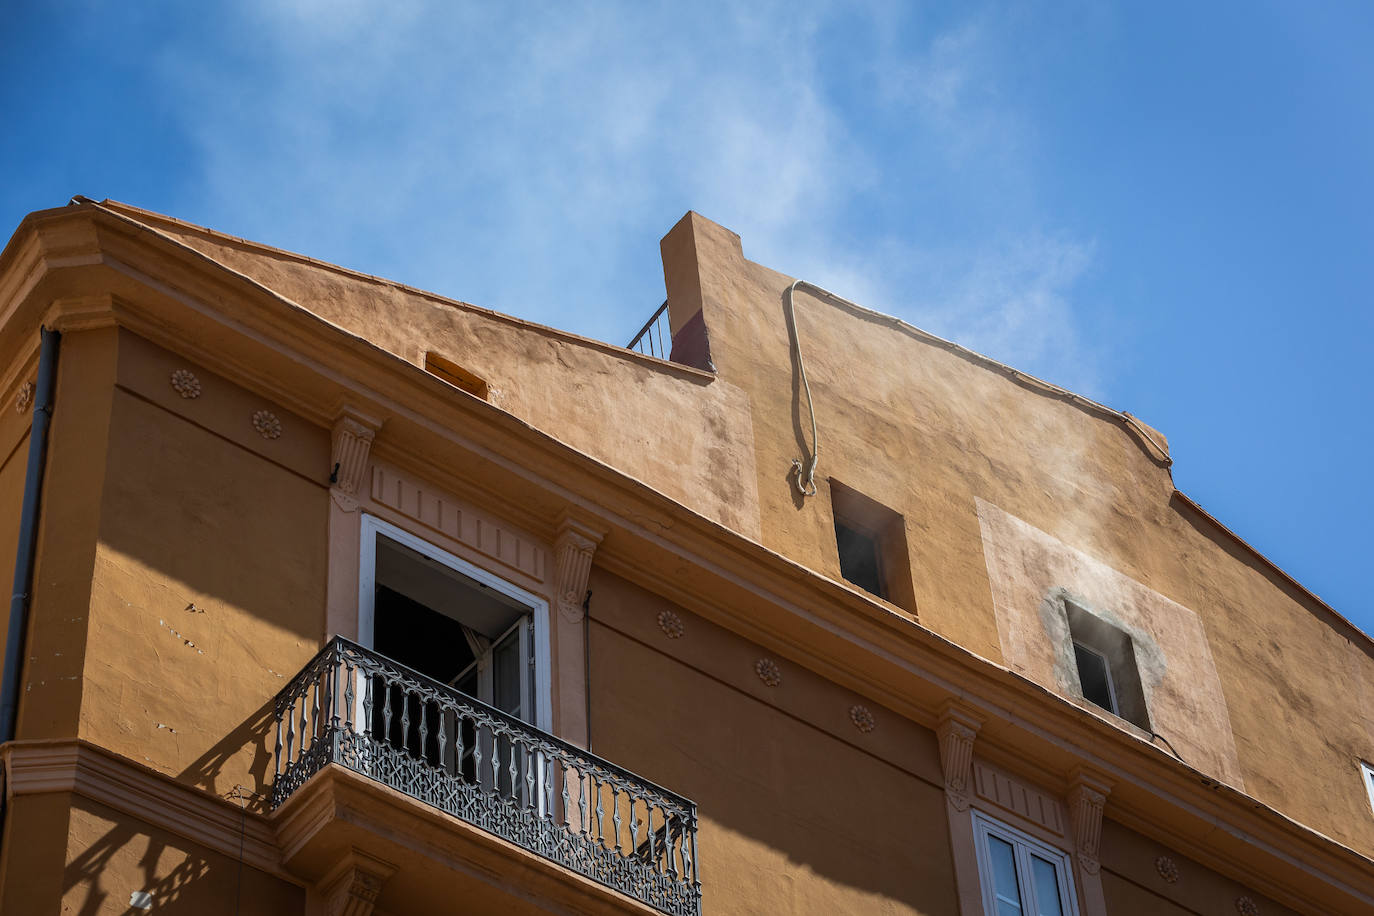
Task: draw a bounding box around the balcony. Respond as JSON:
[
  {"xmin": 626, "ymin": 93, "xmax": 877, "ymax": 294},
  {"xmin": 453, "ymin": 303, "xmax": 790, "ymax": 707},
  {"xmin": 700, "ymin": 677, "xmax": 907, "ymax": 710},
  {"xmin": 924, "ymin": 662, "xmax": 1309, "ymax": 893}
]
[{"xmin": 270, "ymin": 637, "xmax": 701, "ymax": 916}]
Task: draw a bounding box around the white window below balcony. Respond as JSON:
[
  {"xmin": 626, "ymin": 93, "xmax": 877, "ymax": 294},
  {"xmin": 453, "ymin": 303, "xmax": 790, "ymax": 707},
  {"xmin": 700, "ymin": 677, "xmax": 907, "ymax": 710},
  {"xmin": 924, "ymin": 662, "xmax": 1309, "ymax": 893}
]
[{"xmin": 973, "ymin": 811, "xmax": 1079, "ymax": 916}]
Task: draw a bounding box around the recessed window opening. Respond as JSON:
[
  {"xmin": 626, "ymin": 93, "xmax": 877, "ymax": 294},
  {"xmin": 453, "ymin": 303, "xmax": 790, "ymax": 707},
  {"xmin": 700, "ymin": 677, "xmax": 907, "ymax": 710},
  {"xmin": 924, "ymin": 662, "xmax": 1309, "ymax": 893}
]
[
  {"xmin": 1065, "ymin": 599, "xmax": 1150, "ymax": 731},
  {"xmin": 973, "ymin": 811, "xmax": 1079, "ymax": 916},
  {"xmin": 1360, "ymin": 761, "xmax": 1374, "ymax": 817},
  {"xmin": 424, "ymin": 351, "xmax": 489, "ymax": 399},
  {"xmin": 829, "ymin": 480, "xmax": 917, "ymax": 613}
]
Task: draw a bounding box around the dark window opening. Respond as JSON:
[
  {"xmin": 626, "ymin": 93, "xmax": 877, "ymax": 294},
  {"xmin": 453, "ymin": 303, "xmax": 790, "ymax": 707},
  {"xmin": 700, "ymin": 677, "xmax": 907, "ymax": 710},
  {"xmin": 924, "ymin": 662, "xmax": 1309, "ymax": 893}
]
[
  {"xmin": 829, "ymin": 480, "xmax": 916, "ymax": 613},
  {"xmin": 372, "ymin": 534, "xmax": 534, "ymax": 724},
  {"xmin": 835, "ymin": 519, "xmax": 885, "ymax": 599}
]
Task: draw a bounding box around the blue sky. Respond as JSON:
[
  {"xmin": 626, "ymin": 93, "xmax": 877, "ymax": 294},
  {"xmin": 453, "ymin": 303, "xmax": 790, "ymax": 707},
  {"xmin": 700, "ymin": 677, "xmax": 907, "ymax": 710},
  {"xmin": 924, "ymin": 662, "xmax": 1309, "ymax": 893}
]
[{"xmin": 3, "ymin": 2, "xmax": 1371, "ymax": 633}]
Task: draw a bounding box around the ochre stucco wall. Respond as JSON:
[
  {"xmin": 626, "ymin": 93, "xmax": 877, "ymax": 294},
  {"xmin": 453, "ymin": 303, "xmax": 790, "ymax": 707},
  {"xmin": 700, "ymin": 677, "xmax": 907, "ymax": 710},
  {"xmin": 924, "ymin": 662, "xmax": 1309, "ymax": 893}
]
[
  {"xmin": 585, "ymin": 568, "xmax": 959, "ymax": 915},
  {"xmin": 78, "ymin": 332, "xmax": 328, "ymax": 799},
  {"xmin": 0, "ymin": 792, "xmax": 73, "ymax": 913},
  {"xmin": 20, "ymin": 328, "xmax": 121, "ymax": 740},
  {"xmin": 1097, "ymin": 818, "xmax": 1298, "ymax": 916},
  {"xmin": 62, "ymin": 796, "xmax": 302, "ymax": 914}
]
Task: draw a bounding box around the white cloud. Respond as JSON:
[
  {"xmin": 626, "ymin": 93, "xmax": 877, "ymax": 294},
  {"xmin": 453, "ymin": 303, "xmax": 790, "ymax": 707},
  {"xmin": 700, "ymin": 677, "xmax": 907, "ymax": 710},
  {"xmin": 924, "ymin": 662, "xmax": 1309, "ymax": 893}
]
[{"xmin": 155, "ymin": 0, "xmax": 1105, "ymax": 393}]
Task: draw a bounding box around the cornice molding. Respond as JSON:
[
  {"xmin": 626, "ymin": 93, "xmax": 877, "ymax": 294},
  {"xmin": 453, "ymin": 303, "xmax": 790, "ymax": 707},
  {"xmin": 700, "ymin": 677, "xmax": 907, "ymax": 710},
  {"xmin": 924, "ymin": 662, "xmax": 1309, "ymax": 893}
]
[
  {"xmin": 44, "ymin": 294, "xmax": 121, "ymax": 334},
  {"xmin": 2, "ymin": 739, "xmax": 286, "ymax": 879}
]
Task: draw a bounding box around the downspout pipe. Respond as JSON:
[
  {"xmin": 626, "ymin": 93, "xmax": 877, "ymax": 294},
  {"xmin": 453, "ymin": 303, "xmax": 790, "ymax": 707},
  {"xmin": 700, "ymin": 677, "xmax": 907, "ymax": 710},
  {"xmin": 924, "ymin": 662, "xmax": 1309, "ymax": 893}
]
[{"xmin": 0, "ymin": 326, "xmax": 61, "ymax": 744}]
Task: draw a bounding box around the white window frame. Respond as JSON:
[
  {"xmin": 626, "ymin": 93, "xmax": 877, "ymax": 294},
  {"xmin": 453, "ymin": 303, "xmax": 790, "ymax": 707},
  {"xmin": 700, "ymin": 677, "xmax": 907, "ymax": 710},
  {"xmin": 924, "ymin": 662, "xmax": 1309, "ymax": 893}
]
[
  {"xmin": 357, "ymin": 512, "xmax": 553, "ymax": 732},
  {"xmin": 973, "ymin": 811, "xmax": 1080, "ymax": 916},
  {"xmin": 1071, "ymin": 640, "xmax": 1119, "ymax": 716},
  {"xmin": 1361, "ymin": 761, "xmax": 1374, "ymax": 816}
]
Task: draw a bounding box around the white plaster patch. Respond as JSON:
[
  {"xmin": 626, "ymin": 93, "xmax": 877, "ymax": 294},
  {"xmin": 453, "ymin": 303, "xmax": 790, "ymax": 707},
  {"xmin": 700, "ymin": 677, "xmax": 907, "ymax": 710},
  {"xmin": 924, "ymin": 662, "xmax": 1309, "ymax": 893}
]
[{"xmin": 976, "ymin": 498, "xmax": 1244, "ymax": 790}]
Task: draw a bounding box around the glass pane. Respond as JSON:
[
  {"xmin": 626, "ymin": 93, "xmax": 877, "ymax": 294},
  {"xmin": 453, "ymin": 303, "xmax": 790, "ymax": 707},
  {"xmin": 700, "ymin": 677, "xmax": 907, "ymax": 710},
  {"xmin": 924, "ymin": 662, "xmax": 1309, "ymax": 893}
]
[
  {"xmin": 492, "ymin": 628, "xmax": 523, "ymax": 717},
  {"xmin": 987, "ymin": 835, "xmax": 1024, "ymax": 915},
  {"xmin": 1029, "ymin": 855, "xmax": 1064, "ymax": 916},
  {"xmin": 1073, "ymin": 642, "xmax": 1116, "ymax": 713}
]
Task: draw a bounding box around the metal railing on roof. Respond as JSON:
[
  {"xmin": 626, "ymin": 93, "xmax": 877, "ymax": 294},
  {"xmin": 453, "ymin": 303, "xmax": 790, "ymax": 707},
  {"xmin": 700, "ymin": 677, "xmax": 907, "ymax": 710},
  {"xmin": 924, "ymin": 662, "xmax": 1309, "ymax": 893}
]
[
  {"xmin": 627, "ymin": 301, "xmax": 671, "ymax": 359},
  {"xmin": 271, "ymin": 637, "xmax": 701, "ymax": 916}
]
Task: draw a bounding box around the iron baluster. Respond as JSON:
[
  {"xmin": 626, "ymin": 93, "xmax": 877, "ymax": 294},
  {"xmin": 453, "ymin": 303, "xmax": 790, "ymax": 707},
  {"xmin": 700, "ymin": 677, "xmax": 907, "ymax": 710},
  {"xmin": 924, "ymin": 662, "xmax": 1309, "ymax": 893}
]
[
  {"xmin": 490, "ymin": 727, "xmax": 500, "ymax": 794},
  {"xmin": 647, "ymin": 804, "xmax": 657, "ymax": 871},
  {"xmin": 612, "ymin": 784, "xmax": 623, "ymax": 852},
  {"xmin": 524, "ymin": 743, "xmax": 536, "ymax": 810},
  {"xmin": 579, "ymin": 768, "xmax": 590, "ymax": 837},
  {"xmin": 595, "ymin": 776, "xmax": 606, "ymax": 847},
  {"xmin": 273, "ymin": 712, "xmax": 283, "ymax": 782},
  {"xmin": 382, "ymin": 680, "xmax": 393, "ymax": 750},
  {"xmin": 297, "ymin": 692, "xmax": 307, "ymax": 763}
]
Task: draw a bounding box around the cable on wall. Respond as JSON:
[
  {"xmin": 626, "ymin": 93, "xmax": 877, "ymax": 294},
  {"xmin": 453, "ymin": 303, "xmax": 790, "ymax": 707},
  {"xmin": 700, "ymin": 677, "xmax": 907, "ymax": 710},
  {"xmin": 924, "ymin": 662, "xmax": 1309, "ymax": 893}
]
[{"xmin": 786, "ymin": 279, "xmax": 822, "ymax": 498}]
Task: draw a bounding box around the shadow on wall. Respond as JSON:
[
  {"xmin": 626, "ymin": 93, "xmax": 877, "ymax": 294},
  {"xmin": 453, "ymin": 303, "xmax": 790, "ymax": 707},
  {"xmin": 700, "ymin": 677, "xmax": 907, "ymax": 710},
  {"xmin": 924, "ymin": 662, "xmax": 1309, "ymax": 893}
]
[
  {"xmin": 63, "ymin": 807, "xmax": 211, "ymax": 916},
  {"xmin": 176, "ymin": 700, "xmax": 276, "ymax": 807}
]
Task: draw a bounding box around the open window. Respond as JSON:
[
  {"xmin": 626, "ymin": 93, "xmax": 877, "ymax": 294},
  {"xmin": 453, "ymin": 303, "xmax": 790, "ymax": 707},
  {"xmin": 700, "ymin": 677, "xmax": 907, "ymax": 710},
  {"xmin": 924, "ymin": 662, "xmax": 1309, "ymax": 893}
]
[
  {"xmin": 973, "ymin": 812, "xmax": 1079, "ymax": 916},
  {"xmin": 358, "ymin": 514, "xmax": 551, "ymax": 730},
  {"xmin": 1064, "ymin": 599, "xmax": 1149, "ymax": 731},
  {"xmin": 829, "ymin": 480, "xmax": 916, "ymax": 613},
  {"xmin": 1360, "ymin": 761, "xmax": 1374, "ymax": 817}
]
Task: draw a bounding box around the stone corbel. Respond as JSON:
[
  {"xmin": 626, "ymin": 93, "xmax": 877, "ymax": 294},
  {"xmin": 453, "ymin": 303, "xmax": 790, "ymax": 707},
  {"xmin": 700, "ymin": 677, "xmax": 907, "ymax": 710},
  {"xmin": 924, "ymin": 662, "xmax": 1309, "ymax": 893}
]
[
  {"xmin": 1066, "ymin": 769, "xmax": 1113, "ymax": 875},
  {"xmin": 330, "ymin": 407, "xmax": 382, "ymax": 511},
  {"xmin": 937, "ymin": 702, "xmax": 983, "ymax": 812},
  {"xmin": 319, "ymin": 849, "xmax": 395, "ymax": 916},
  {"xmin": 553, "ymin": 512, "xmax": 605, "ymax": 624}
]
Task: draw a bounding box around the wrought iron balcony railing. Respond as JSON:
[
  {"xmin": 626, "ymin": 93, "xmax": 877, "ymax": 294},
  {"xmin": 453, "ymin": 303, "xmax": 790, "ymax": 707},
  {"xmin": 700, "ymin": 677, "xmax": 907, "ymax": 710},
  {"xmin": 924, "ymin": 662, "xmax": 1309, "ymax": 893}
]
[
  {"xmin": 627, "ymin": 300, "xmax": 671, "ymax": 359},
  {"xmin": 271, "ymin": 637, "xmax": 701, "ymax": 916}
]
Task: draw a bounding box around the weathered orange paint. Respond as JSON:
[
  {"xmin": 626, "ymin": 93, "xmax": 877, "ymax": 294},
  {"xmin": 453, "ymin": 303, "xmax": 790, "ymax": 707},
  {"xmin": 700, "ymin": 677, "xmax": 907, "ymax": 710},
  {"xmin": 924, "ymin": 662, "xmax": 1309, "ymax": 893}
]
[{"xmin": 0, "ymin": 199, "xmax": 1368, "ymax": 914}]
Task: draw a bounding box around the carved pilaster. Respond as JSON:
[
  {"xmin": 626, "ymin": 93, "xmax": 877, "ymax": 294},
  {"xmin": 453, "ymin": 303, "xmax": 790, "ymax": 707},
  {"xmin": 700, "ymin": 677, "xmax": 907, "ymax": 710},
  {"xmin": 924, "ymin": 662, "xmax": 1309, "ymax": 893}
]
[
  {"xmin": 330, "ymin": 408, "xmax": 380, "ymax": 509},
  {"xmin": 937, "ymin": 703, "xmax": 982, "ymax": 812},
  {"xmin": 553, "ymin": 514, "xmax": 604, "ymax": 623},
  {"xmin": 319, "ymin": 850, "xmax": 394, "ymax": 916},
  {"xmin": 1066, "ymin": 770, "xmax": 1113, "ymax": 875}
]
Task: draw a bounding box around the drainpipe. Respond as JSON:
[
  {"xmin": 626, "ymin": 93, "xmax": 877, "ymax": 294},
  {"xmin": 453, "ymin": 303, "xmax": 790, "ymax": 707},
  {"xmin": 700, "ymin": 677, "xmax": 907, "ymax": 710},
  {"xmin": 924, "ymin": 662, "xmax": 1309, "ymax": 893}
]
[{"xmin": 0, "ymin": 326, "xmax": 62, "ymax": 745}]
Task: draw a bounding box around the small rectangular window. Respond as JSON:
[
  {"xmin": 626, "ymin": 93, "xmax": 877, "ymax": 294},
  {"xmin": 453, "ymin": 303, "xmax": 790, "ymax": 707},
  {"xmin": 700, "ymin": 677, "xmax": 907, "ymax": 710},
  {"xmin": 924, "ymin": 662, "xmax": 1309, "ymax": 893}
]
[
  {"xmin": 973, "ymin": 812, "xmax": 1079, "ymax": 916},
  {"xmin": 829, "ymin": 481, "xmax": 916, "ymax": 613},
  {"xmin": 1064, "ymin": 599, "xmax": 1150, "ymax": 730}
]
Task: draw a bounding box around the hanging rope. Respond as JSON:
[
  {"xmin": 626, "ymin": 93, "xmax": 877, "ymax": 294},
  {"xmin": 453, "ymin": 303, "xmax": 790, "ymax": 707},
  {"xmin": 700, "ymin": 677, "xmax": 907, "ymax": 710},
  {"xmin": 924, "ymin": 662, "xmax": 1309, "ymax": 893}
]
[{"xmin": 786, "ymin": 279, "xmax": 820, "ymax": 498}]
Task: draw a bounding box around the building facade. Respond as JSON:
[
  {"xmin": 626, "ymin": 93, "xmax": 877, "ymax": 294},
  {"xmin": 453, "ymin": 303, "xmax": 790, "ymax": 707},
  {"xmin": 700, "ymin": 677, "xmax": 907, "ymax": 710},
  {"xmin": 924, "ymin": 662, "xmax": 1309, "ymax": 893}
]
[{"xmin": 0, "ymin": 199, "xmax": 1371, "ymax": 914}]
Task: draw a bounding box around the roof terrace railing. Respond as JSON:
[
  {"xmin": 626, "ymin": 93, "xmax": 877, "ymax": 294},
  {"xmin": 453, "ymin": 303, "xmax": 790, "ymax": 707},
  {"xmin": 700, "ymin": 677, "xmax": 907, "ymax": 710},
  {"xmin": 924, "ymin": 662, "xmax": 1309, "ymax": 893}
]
[
  {"xmin": 627, "ymin": 300, "xmax": 671, "ymax": 359},
  {"xmin": 271, "ymin": 637, "xmax": 701, "ymax": 916}
]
